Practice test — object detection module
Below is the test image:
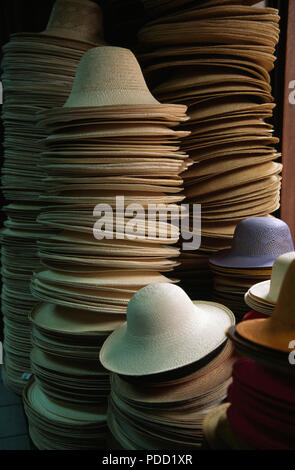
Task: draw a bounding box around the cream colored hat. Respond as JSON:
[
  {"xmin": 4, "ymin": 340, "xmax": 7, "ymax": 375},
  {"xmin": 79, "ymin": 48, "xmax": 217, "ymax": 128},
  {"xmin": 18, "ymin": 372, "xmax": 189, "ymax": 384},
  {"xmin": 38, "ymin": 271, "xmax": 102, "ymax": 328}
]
[
  {"xmin": 64, "ymin": 47, "xmax": 161, "ymax": 107},
  {"xmin": 245, "ymin": 252, "xmax": 295, "ymax": 309},
  {"xmin": 100, "ymin": 283, "xmax": 235, "ymax": 376}
]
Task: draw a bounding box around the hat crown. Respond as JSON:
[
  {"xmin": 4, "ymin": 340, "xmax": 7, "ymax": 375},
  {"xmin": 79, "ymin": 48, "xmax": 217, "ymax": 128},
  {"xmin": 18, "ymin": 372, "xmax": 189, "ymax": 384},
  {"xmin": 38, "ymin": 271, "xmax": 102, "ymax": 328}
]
[
  {"xmin": 231, "ymin": 217, "xmax": 293, "ymax": 257},
  {"xmin": 45, "ymin": 0, "xmax": 104, "ymax": 44},
  {"xmin": 64, "ymin": 46, "xmax": 160, "ymax": 107},
  {"xmin": 126, "ymin": 283, "xmax": 196, "ymax": 337},
  {"xmin": 272, "ymin": 259, "xmax": 295, "ymax": 327},
  {"xmin": 268, "ymin": 252, "xmax": 295, "ymax": 302}
]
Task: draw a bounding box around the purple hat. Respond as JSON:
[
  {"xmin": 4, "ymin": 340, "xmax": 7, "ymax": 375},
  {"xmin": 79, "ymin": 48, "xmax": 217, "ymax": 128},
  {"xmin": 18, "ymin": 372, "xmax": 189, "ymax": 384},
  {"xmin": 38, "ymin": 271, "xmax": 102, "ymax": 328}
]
[{"xmin": 209, "ymin": 217, "xmax": 294, "ymax": 269}]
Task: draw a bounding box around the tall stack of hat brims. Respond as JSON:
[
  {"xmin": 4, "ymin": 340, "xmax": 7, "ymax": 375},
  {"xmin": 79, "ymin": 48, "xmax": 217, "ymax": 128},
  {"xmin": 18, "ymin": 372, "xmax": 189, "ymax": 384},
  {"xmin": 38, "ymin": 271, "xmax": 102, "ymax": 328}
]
[
  {"xmin": 32, "ymin": 45, "xmax": 190, "ymax": 311},
  {"xmin": 203, "ymin": 260, "xmax": 295, "ymax": 450},
  {"xmin": 142, "ymin": 0, "xmax": 259, "ymax": 19},
  {"xmin": 100, "ymin": 283, "xmax": 236, "ymax": 450},
  {"xmin": 25, "ymin": 47, "xmax": 190, "ymax": 450},
  {"xmin": 209, "ymin": 217, "xmax": 294, "ymax": 319},
  {"xmin": 0, "ymin": 0, "xmax": 104, "ymax": 395},
  {"xmin": 138, "ymin": 1, "xmax": 281, "ymax": 298},
  {"xmin": 244, "ymin": 251, "xmax": 295, "ymax": 314}
]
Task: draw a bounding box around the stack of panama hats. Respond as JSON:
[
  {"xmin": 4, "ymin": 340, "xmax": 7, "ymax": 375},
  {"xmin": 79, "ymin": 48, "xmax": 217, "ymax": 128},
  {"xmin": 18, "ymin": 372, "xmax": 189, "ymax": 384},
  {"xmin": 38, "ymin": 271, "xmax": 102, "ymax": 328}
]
[
  {"xmin": 0, "ymin": 0, "xmax": 104, "ymax": 394},
  {"xmin": 209, "ymin": 217, "xmax": 294, "ymax": 319},
  {"xmin": 245, "ymin": 251, "xmax": 295, "ymax": 314},
  {"xmin": 142, "ymin": 0, "xmax": 260, "ymax": 19},
  {"xmin": 23, "ymin": 378, "xmax": 108, "ymax": 450},
  {"xmin": 25, "ymin": 47, "xmax": 190, "ymax": 449},
  {"xmin": 29, "ymin": 303, "xmax": 125, "ymax": 405},
  {"xmin": 203, "ymin": 358, "xmax": 295, "ymax": 450},
  {"xmin": 32, "ymin": 45, "xmax": 191, "ymax": 312},
  {"xmin": 100, "ymin": 283, "xmax": 236, "ymax": 450},
  {"xmin": 138, "ymin": 1, "xmax": 281, "ymax": 298}
]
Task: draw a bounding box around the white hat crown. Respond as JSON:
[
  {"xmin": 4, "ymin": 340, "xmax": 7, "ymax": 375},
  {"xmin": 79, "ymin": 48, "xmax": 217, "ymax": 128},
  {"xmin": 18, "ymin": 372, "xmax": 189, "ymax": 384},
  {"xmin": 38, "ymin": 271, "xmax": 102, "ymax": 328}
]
[{"xmin": 126, "ymin": 283, "xmax": 196, "ymax": 337}]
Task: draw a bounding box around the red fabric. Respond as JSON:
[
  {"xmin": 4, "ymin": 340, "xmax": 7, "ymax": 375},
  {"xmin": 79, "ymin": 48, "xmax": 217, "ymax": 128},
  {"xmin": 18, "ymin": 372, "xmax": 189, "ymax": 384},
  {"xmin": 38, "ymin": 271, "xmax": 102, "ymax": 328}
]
[
  {"xmin": 226, "ymin": 358, "xmax": 295, "ymax": 450},
  {"xmin": 242, "ymin": 310, "xmax": 268, "ymax": 321}
]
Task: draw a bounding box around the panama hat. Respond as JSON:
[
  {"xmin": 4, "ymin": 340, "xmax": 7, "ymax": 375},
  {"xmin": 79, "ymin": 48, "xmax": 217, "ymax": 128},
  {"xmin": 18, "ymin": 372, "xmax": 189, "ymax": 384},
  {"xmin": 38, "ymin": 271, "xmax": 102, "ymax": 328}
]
[
  {"xmin": 245, "ymin": 252, "xmax": 295, "ymax": 313},
  {"xmin": 226, "ymin": 325, "xmax": 292, "ymax": 375},
  {"xmin": 210, "ymin": 217, "xmax": 294, "ymax": 268},
  {"xmin": 237, "ymin": 259, "xmax": 295, "ymax": 353},
  {"xmin": 41, "ymin": 0, "xmax": 105, "ymax": 45},
  {"xmin": 100, "ymin": 283, "xmax": 235, "ymax": 376},
  {"xmin": 64, "ymin": 47, "xmax": 161, "ymax": 107}
]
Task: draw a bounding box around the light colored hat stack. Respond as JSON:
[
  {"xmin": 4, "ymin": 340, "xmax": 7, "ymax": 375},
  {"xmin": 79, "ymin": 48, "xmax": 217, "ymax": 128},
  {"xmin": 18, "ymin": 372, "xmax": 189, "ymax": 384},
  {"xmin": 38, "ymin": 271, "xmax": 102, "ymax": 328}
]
[
  {"xmin": 209, "ymin": 217, "xmax": 294, "ymax": 318},
  {"xmin": 24, "ymin": 46, "xmax": 191, "ymax": 449},
  {"xmin": 100, "ymin": 283, "xmax": 236, "ymax": 450},
  {"xmin": 138, "ymin": 0, "xmax": 281, "ymax": 298},
  {"xmin": 0, "ymin": 0, "xmax": 104, "ymax": 395},
  {"xmin": 244, "ymin": 251, "xmax": 295, "ymax": 314}
]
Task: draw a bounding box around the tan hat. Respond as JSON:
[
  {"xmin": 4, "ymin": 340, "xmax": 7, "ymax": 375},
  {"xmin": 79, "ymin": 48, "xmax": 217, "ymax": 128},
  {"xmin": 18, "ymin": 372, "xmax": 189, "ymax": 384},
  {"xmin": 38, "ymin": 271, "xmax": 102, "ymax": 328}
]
[
  {"xmin": 43, "ymin": 0, "xmax": 105, "ymax": 45},
  {"xmin": 100, "ymin": 283, "xmax": 235, "ymax": 376},
  {"xmin": 64, "ymin": 47, "xmax": 161, "ymax": 107},
  {"xmin": 237, "ymin": 259, "xmax": 295, "ymax": 352}
]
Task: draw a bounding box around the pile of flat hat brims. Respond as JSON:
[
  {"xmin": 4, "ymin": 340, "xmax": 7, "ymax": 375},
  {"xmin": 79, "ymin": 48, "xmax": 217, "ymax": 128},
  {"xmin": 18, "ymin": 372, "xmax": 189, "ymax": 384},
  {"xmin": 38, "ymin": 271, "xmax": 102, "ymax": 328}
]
[
  {"xmin": 139, "ymin": 0, "xmax": 281, "ymax": 299},
  {"xmin": 0, "ymin": 0, "xmax": 105, "ymax": 395},
  {"xmin": 24, "ymin": 44, "xmax": 192, "ymax": 449}
]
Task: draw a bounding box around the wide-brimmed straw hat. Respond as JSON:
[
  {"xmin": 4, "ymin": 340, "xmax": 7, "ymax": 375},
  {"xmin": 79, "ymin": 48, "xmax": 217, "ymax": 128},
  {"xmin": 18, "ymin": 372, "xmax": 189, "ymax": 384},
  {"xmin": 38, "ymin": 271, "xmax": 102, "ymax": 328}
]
[
  {"xmin": 210, "ymin": 217, "xmax": 294, "ymax": 268},
  {"xmin": 100, "ymin": 283, "xmax": 235, "ymax": 376},
  {"xmin": 237, "ymin": 258, "xmax": 295, "ymax": 352}
]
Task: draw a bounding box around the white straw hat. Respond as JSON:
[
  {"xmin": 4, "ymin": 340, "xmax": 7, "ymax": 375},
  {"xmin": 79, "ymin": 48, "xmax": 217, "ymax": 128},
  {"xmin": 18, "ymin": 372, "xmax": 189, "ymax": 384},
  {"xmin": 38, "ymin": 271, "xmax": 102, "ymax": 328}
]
[
  {"xmin": 64, "ymin": 47, "xmax": 161, "ymax": 107},
  {"xmin": 246, "ymin": 251, "xmax": 295, "ymax": 305},
  {"xmin": 43, "ymin": 0, "xmax": 104, "ymax": 45},
  {"xmin": 99, "ymin": 283, "xmax": 235, "ymax": 376}
]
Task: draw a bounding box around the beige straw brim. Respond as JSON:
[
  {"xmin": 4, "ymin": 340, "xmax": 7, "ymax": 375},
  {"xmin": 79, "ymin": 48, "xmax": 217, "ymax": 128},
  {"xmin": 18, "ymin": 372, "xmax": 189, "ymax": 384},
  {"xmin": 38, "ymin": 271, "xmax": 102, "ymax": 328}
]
[{"xmin": 100, "ymin": 301, "xmax": 235, "ymax": 376}]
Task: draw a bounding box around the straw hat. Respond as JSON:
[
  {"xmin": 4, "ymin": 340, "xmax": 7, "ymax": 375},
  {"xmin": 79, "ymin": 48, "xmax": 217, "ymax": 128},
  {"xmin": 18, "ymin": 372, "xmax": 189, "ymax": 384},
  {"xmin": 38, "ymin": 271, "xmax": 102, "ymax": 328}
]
[
  {"xmin": 42, "ymin": 0, "xmax": 105, "ymax": 45},
  {"xmin": 245, "ymin": 252, "xmax": 295, "ymax": 309},
  {"xmin": 210, "ymin": 217, "xmax": 294, "ymax": 268},
  {"xmin": 64, "ymin": 47, "xmax": 161, "ymax": 107},
  {"xmin": 237, "ymin": 259, "xmax": 295, "ymax": 352},
  {"xmin": 100, "ymin": 283, "xmax": 235, "ymax": 376}
]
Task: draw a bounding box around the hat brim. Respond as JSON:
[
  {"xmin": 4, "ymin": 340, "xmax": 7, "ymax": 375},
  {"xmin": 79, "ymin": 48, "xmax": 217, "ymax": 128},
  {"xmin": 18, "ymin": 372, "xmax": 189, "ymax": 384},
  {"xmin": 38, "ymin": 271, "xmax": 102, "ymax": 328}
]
[
  {"xmin": 244, "ymin": 291, "xmax": 273, "ymax": 315},
  {"xmin": 236, "ymin": 319, "xmax": 292, "ymax": 353},
  {"xmin": 210, "ymin": 250, "xmax": 278, "ymax": 268},
  {"xmin": 99, "ymin": 301, "xmax": 235, "ymax": 376},
  {"xmin": 249, "ymin": 280, "xmax": 274, "ymax": 303}
]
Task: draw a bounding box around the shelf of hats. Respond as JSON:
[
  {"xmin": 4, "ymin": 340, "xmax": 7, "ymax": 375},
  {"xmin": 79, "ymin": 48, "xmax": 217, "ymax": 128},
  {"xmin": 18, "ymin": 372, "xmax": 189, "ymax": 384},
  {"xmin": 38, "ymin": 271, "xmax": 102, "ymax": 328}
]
[{"xmin": 0, "ymin": 0, "xmax": 294, "ymax": 452}]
